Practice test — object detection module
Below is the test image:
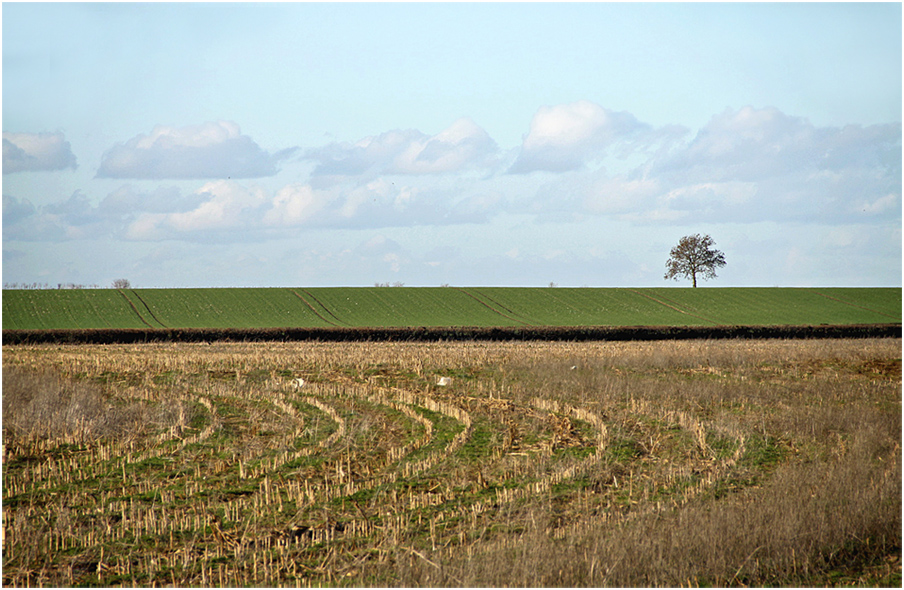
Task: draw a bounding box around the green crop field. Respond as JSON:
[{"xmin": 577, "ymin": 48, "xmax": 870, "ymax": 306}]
[
  {"xmin": 119, "ymin": 288, "xmax": 335, "ymax": 329},
  {"xmin": 2, "ymin": 287, "xmax": 900, "ymax": 331},
  {"xmin": 1, "ymin": 289, "xmax": 149, "ymax": 330}
]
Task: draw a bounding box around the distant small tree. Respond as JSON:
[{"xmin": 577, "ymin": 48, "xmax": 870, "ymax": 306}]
[
  {"xmin": 111, "ymin": 278, "xmax": 131, "ymax": 289},
  {"xmin": 664, "ymin": 234, "xmax": 726, "ymax": 288}
]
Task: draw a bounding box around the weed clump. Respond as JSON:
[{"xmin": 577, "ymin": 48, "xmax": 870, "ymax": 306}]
[{"xmin": 3, "ymin": 365, "xmax": 144, "ymax": 444}]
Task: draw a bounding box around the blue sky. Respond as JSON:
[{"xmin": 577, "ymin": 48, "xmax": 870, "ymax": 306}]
[{"xmin": 3, "ymin": 2, "xmax": 901, "ymax": 288}]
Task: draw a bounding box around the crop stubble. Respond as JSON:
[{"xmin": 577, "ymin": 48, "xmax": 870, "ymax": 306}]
[{"xmin": 2, "ymin": 338, "xmax": 901, "ymax": 587}]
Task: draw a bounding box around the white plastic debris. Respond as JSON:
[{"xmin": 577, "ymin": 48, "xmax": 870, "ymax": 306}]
[
  {"xmin": 436, "ymin": 376, "xmax": 453, "ymax": 387},
  {"xmin": 292, "ymin": 377, "xmax": 305, "ymax": 388}
]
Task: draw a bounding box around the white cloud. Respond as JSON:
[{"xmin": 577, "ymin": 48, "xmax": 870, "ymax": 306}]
[
  {"xmin": 509, "ymin": 101, "xmax": 660, "ymax": 173},
  {"xmin": 582, "ymin": 175, "xmax": 662, "ymax": 215},
  {"xmin": 647, "ymin": 106, "xmax": 901, "ymax": 224},
  {"xmin": 305, "ymin": 117, "xmax": 499, "ymax": 181},
  {"xmin": 2, "ymin": 194, "xmax": 36, "ymax": 225},
  {"xmin": 859, "ymin": 193, "xmax": 898, "ymax": 215},
  {"xmin": 134, "ymin": 120, "xmax": 241, "ymax": 149},
  {"xmin": 526, "ymin": 105, "xmax": 900, "ymax": 227},
  {"xmin": 96, "ymin": 121, "xmax": 293, "ymax": 179},
  {"xmin": 168, "ymin": 181, "xmax": 266, "ymax": 231},
  {"xmin": 126, "ymin": 180, "xmax": 267, "ymax": 238},
  {"xmin": 4, "ymin": 101, "xmax": 898, "ymax": 290},
  {"xmin": 398, "ymin": 117, "xmax": 499, "ymax": 174},
  {"xmin": 654, "ymin": 106, "xmax": 821, "ymax": 181},
  {"xmin": 261, "ymin": 184, "xmax": 325, "ymax": 226},
  {"xmin": 3, "ymin": 190, "xmax": 109, "ymax": 241},
  {"xmin": 4, "ymin": 174, "xmax": 503, "ymax": 244},
  {"xmin": 656, "ymin": 106, "xmax": 900, "ymax": 181},
  {"xmin": 2, "ymin": 132, "xmax": 78, "ymax": 174},
  {"xmin": 98, "ymin": 185, "xmax": 206, "ymax": 216}
]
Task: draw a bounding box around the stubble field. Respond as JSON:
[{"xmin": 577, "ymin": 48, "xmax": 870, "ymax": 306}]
[{"xmin": 2, "ymin": 338, "xmax": 901, "ymax": 587}]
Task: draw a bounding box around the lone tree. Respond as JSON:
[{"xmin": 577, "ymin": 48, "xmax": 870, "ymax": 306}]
[{"xmin": 664, "ymin": 234, "xmax": 726, "ymax": 288}]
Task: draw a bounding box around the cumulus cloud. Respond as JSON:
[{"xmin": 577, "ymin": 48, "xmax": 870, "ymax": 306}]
[
  {"xmin": 7, "ymin": 104, "xmax": 898, "ymax": 253},
  {"xmin": 305, "ymin": 117, "xmax": 499, "ymax": 182},
  {"xmin": 3, "ymin": 191, "xmax": 107, "ymax": 241},
  {"xmin": 2, "ymin": 194, "xmax": 37, "ymax": 226},
  {"xmin": 508, "ymin": 101, "xmax": 676, "ymax": 174},
  {"xmin": 96, "ymin": 121, "xmax": 293, "ymax": 179},
  {"xmin": 354, "ymin": 235, "xmax": 408, "ymax": 273},
  {"xmin": 643, "ymin": 106, "xmax": 902, "ymax": 224},
  {"xmin": 4, "ymin": 175, "xmax": 502, "ymax": 244},
  {"xmin": 544, "ymin": 105, "xmax": 902, "ymax": 226},
  {"xmin": 656, "ymin": 107, "xmax": 835, "ymax": 181},
  {"xmin": 261, "ymin": 184, "xmax": 325, "ymax": 227},
  {"xmin": 98, "ymin": 185, "xmax": 207, "ymax": 217},
  {"xmin": 3, "ymin": 132, "xmax": 78, "ymax": 174},
  {"xmin": 124, "ymin": 180, "xmax": 269, "ymax": 240}
]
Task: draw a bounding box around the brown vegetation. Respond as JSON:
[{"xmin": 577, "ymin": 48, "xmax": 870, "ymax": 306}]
[{"xmin": 2, "ymin": 338, "xmax": 900, "ymax": 587}]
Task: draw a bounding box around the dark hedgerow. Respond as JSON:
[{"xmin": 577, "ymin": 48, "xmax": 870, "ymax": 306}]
[{"xmin": 2, "ymin": 324, "xmax": 900, "ymax": 345}]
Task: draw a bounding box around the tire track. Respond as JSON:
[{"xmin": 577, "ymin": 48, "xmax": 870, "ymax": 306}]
[
  {"xmin": 134, "ymin": 396, "xmax": 218, "ymax": 462},
  {"xmin": 470, "ymin": 289, "xmax": 537, "ymax": 325},
  {"xmin": 628, "ymin": 289, "xmax": 719, "ymax": 325},
  {"xmin": 387, "ymin": 386, "xmax": 474, "ymax": 479},
  {"xmin": 453, "ymin": 288, "xmax": 533, "ymax": 326},
  {"xmin": 541, "ymin": 290, "xmax": 598, "ymax": 323},
  {"xmin": 406, "ymin": 396, "xmax": 613, "ymax": 540},
  {"xmin": 291, "ymin": 290, "xmax": 344, "ymax": 327},
  {"xmin": 301, "ymin": 289, "xmax": 351, "ymax": 326},
  {"xmin": 126, "ymin": 289, "xmax": 168, "ymax": 328},
  {"xmin": 810, "ymin": 289, "xmax": 900, "ymax": 320},
  {"xmin": 250, "ymin": 382, "xmax": 467, "ymax": 520},
  {"xmin": 116, "ymin": 289, "xmax": 155, "ymax": 328}
]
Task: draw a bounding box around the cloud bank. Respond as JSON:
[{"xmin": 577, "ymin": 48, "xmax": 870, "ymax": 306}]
[
  {"xmin": 2, "ymin": 132, "xmax": 78, "ymax": 174},
  {"xmin": 4, "ymin": 103, "xmax": 899, "ymax": 249},
  {"xmin": 96, "ymin": 121, "xmax": 293, "ymax": 179},
  {"xmin": 576, "ymin": 106, "xmax": 901, "ymax": 225}
]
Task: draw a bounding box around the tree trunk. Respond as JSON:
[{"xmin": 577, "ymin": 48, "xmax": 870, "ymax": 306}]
[{"xmin": 692, "ymin": 274, "xmax": 697, "ymax": 288}]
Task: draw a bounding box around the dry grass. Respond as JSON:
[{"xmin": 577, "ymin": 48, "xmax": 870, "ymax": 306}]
[
  {"xmin": 2, "ymin": 366, "xmax": 146, "ymax": 444},
  {"xmin": 2, "ymin": 338, "xmax": 900, "ymax": 587}
]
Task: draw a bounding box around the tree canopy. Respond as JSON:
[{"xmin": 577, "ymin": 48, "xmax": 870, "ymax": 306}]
[{"xmin": 664, "ymin": 234, "xmax": 726, "ymax": 288}]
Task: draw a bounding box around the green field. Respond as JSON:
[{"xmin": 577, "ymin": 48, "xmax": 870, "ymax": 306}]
[{"xmin": 2, "ymin": 287, "xmax": 900, "ymax": 331}]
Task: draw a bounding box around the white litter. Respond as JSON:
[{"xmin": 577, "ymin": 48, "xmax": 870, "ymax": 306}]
[
  {"xmin": 436, "ymin": 377, "xmax": 453, "ymax": 386},
  {"xmin": 292, "ymin": 377, "xmax": 305, "ymax": 388}
]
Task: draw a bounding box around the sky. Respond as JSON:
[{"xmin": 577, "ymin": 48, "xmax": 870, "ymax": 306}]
[{"xmin": 2, "ymin": 2, "xmax": 901, "ymax": 288}]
